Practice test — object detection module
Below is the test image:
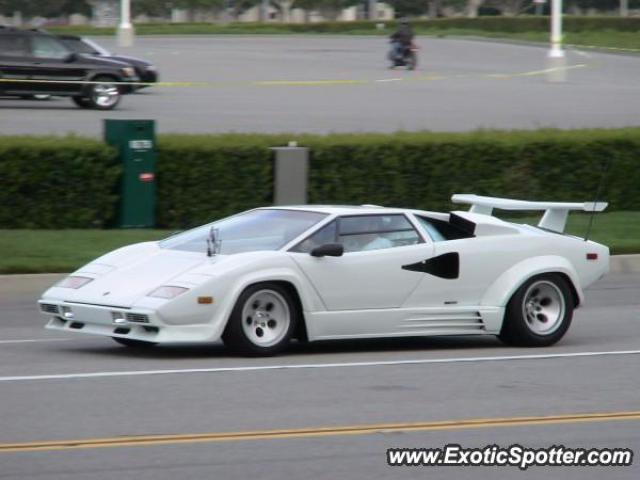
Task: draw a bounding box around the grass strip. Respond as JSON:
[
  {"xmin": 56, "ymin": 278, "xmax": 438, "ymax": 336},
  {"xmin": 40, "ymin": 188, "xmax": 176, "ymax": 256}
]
[{"xmin": 0, "ymin": 211, "xmax": 637, "ymax": 274}]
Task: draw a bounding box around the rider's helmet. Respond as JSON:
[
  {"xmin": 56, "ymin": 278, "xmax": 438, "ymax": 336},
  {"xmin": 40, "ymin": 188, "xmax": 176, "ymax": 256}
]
[{"xmin": 399, "ymin": 16, "xmax": 409, "ymax": 25}]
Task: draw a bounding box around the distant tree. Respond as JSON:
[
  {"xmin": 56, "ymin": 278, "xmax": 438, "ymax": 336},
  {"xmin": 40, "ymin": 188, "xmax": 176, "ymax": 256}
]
[
  {"xmin": 387, "ymin": 0, "xmax": 428, "ymax": 17},
  {"xmin": 0, "ymin": 0, "xmax": 78, "ymax": 17}
]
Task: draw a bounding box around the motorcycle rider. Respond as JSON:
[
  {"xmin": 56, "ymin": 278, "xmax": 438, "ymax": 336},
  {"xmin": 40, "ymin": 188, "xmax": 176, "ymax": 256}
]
[{"xmin": 390, "ymin": 17, "xmax": 414, "ymax": 61}]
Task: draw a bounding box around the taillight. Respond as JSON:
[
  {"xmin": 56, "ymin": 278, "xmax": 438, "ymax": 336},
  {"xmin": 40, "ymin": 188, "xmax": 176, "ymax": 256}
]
[{"xmin": 586, "ymin": 253, "xmax": 598, "ymax": 260}]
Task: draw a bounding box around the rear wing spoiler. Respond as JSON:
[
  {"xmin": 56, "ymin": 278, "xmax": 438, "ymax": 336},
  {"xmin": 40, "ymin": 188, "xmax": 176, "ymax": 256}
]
[{"xmin": 451, "ymin": 194, "xmax": 608, "ymax": 233}]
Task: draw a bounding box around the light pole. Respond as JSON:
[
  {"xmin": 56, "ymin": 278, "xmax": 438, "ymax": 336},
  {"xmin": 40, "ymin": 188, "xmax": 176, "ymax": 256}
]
[
  {"xmin": 117, "ymin": 0, "xmax": 135, "ymax": 47},
  {"xmin": 547, "ymin": 0, "xmax": 566, "ymax": 82},
  {"xmin": 548, "ymin": 0, "xmax": 563, "ymax": 58},
  {"xmin": 549, "ymin": 0, "xmax": 564, "ymax": 58},
  {"xmin": 368, "ymin": 0, "xmax": 377, "ymax": 21}
]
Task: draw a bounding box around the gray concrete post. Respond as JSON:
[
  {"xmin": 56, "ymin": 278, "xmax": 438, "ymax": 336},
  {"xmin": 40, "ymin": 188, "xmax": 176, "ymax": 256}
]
[{"xmin": 272, "ymin": 144, "xmax": 309, "ymax": 206}]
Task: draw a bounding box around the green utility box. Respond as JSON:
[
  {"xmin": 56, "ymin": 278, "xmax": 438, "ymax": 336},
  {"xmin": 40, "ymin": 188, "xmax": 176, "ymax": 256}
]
[{"xmin": 104, "ymin": 119, "xmax": 156, "ymax": 228}]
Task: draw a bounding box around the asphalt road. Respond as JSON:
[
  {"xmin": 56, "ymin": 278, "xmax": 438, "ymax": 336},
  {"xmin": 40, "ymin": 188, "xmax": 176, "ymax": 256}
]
[
  {"xmin": 0, "ymin": 272, "xmax": 638, "ymax": 479},
  {"xmin": 1, "ymin": 35, "xmax": 639, "ymax": 136}
]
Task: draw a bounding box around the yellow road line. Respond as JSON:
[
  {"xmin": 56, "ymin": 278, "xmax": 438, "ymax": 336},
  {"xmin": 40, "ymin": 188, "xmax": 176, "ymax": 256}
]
[
  {"xmin": 1, "ymin": 410, "xmax": 639, "ymax": 454},
  {"xmin": 486, "ymin": 63, "xmax": 589, "ymax": 79},
  {"xmin": 0, "ymin": 63, "xmax": 594, "ymax": 90},
  {"xmin": 253, "ymin": 79, "xmax": 367, "ymax": 86}
]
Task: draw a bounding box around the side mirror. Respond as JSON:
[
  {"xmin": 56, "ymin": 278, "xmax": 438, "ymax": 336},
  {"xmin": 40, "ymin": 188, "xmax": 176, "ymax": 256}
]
[
  {"xmin": 64, "ymin": 53, "xmax": 77, "ymax": 63},
  {"xmin": 310, "ymin": 243, "xmax": 344, "ymax": 258}
]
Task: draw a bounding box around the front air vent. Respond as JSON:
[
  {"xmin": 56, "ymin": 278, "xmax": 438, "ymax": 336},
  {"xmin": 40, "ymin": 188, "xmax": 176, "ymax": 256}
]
[
  {"xmin": 40, "ymin": 304, "xmax": 59, "ymax": 314},
  {"xmin": 126, "ymin": 313, "xmax": 149, "ymax": 324}
]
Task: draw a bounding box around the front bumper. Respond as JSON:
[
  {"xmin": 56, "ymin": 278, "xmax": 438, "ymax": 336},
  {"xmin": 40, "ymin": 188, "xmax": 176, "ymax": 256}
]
[{"xmin": 39, "ymin": 300, "xmax": 219, "ymax": 344}]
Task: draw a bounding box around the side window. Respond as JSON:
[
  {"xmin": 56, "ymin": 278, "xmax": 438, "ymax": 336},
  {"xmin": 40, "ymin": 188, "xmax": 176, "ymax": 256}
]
[
  {"xmin": 338, "ymin": 215, "xmax": 421, "ymax": 253},
  {"xmin": 0, "ymin": 35, "xmax": 29, "ymax": 57},
  {"xmin": 415, "ymin": 216, "xmax": 447, "ymax": 242},
  {"xmin": 290, "ymin": 221, "xmax": 337, "ymax": 253},
  {"xmin": 415, "ymin": 215, "xmax": 474, "ymax": 241},
  {"xmin": 31, "ymin": 36, "xmax": 70, "ymax": 59}
]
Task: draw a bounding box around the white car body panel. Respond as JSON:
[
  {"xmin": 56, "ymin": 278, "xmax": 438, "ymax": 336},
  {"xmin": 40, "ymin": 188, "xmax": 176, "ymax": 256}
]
[{"xmin": 39, "ymin": 196, "xmax": 610, "ymax": 346}]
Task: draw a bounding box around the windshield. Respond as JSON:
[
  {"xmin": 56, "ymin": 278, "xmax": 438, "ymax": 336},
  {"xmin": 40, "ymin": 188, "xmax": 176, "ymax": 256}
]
[
  {"xmin": 59, "ymin": 37, "xmax": 108, "ymax": 55},
  {"xmin": 160, "ymin": 209, "xmax": 327, "ymax": 255}
]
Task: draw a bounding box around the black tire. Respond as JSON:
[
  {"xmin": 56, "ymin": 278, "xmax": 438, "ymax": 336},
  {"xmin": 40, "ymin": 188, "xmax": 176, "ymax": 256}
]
[
  {"xmin": 85, "ymin": 75, "xmax": 121, "ymax": 110},
  {"xmin": 72, "ymin": 96, "xmax": 92, "ymax": 108},
  {"xmin": 222, "ymin": 282, "xmax": 299, "ymax": 356},
  {"xmin": 406, "ymin": 51, "xmax": 417, "ymax": 70},
  {"xmin": 499, "ymin": 273, "xmax": 574, "ymax": 347},
  {"xmin": 112, "ymin": 337, "xmax": 157, "ymax": 348},
  {"xmin": 20, "ymin": 94, "xmax": 51, "ymax": 100}
]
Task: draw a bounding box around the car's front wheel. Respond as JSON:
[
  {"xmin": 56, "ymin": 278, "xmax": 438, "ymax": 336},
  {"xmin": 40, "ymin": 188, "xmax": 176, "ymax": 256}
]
[
  {"xmin": 84, "ymin": 75, "xmax": 121, "ymax": 110},
  {"xmin": 222, "ymin": 283, "xmax": 298, "ymax": 356},
  {"xmin": 499, "ymin": 274, "xmax": 574, "ymax": 347}
]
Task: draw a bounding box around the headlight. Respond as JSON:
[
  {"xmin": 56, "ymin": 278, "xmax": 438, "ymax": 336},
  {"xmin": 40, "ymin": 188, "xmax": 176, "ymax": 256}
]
[
  {"xmin": 121, "ymin": 67, "xmax": 136, "ymax": 77},
  {"xmin": 55, "ymin": 276, "xmax": 93, "ymax": 289},
  {"xmin": 148, "ymin": 286, "xmax": 189, "ymax": 299}
]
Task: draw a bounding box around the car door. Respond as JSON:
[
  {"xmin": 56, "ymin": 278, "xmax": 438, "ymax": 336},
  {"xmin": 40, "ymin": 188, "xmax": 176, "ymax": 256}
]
[
  {"xmin": 0, "ymin": 33, "xmax": 33, "ymax": 95},
  {"xmin": 407, "ymin": 214, "xmax": 519, "ymax": 308},
  {"xmin": 289, "ymin": 214, "xmax": 435, "ymax": 311},
  {"xmin": 26, "ymin": 35, "xmax": 87, "ymax": 95}
]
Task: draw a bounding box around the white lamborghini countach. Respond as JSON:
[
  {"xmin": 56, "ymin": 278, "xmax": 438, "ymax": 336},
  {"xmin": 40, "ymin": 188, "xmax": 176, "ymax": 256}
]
[{"xmin": 39, "ymin": 195, "xmax": 609, "ymax": 355}]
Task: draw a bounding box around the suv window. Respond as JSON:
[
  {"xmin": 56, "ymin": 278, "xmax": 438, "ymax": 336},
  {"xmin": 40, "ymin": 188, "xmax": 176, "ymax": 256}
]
[
  {"xmin": 31, "ymin": 35, "xmax": 70, "ymax": 59},
  {"xmin": 291, "ymin": 214, "xmax": 422, "ymax": 254},
  {"xmin": 0, "ymin": 34, "xmax": 29, "ymax": 57}
]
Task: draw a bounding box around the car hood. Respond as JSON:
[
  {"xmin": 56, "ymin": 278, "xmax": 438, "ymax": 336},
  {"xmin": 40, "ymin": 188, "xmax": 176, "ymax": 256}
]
[
  {"xmin": 104, "ymin": 54, "xmax": 152, "ymax": 68},
  {"xmin": 77, "ymin": 53, "xmax": 132, "ymax": 69},
  {"xmin": 47, "ymin": 242, "xmax": 211, "ymax": 308}
]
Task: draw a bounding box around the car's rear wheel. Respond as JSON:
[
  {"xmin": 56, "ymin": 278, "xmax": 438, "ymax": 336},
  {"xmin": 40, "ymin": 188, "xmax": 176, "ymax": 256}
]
[
  {"xmin": 20, "ymin": 94, "xmax": 51, "ymax": 100},
  {"xmin": 85, "ymin": 75, "xmax": 121, "ymax": 110},
  {"xmin": 222, "ymin": 283, "xmax": 298, "ymax": 356},
  {"xmin": 499, "ymin": 274, "xmax": 574, "ymax": 347},
  {"xmin": 112, "ymin": 337, "xmax": 157, "ymax": 348}
]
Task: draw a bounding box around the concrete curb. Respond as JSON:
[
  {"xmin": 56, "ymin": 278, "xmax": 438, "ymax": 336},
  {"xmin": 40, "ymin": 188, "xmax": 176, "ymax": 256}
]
[
  {"xmin": 1, "ymin": 256, "xmax": 638, "ymax": 296},
  {"xmin": 0, "ymin": 274, "xmax": 65, "ymax": 296},
  {"xmin": 610, "ymin": 255, "xmax": 640, "ymax": 274}
]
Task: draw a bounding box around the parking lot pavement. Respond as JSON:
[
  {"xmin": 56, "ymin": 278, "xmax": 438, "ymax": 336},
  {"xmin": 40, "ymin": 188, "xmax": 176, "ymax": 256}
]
[{"xmin": 1, "ymin": 36, "xmax": 639, "ymax": 136}]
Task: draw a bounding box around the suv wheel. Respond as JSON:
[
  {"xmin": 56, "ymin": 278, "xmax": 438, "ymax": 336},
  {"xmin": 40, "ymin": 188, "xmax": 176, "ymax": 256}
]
[{"xmin": 85, "ymin": 75, "xmax": 121, "ymax": 110}]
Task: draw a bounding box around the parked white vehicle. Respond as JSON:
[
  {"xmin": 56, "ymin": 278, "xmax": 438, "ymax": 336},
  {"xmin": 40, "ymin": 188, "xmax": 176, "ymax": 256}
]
[{"xmin": 39, "ymin": 195, "xmax": 609, "ymax": 355}]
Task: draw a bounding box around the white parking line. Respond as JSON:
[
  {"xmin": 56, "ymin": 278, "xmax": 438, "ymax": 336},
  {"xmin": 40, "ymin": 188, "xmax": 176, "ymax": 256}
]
[
  {"xmin": 0, "ymin": 338, "xmax": 71, "ymax": 345},
  {"xmin": 0, "ymin": 349, "xmax": 639, "ymax": 383}
]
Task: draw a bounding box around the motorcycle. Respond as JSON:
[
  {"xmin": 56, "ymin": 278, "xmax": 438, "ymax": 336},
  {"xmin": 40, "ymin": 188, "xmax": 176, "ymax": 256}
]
[{"xmin": 388, "ymin": 41, "xmax": 418, "ymax": 70}]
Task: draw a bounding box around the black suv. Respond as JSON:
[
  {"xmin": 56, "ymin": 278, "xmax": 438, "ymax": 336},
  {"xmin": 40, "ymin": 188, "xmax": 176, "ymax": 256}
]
[
  {"xmin": 0, "ymin": 27, "xmax": 138, "ymax": 110},
  {"xmin": 56, "ymin": 34, "xmax": 158, "ymax": 87}
]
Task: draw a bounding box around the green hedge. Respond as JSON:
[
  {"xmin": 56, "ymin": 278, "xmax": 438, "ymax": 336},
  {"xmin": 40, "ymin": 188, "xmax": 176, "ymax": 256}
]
[
  {"xmin": 48, "ymin": 16, "xmax": 640, "ymax": 37},
  {"xmin": 303, "ymin": 130, "xmax": 640, "ymax": 213},
  {"xmin": 0, "ymin": 137, "xmax": 119, "ymax": 228},
  {"xmin": 155, "ymin": 134, "xmax": 285, "ymax": 227},
  {"xmin": 1, "ymin": 129, "xmax": 639, "ymax": 229}
]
